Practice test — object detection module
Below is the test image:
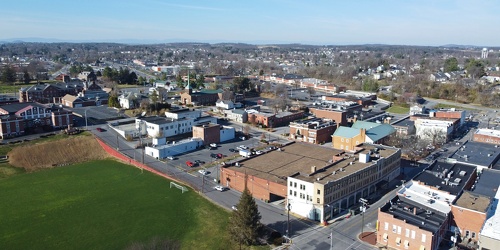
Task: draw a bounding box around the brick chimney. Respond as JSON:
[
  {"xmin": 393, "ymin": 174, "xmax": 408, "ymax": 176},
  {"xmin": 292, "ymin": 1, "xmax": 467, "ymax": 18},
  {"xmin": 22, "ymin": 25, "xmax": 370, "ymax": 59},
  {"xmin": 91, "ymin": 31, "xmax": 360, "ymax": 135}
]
[{"xmin": 413, "ymin": 207, "xmax": 417, "ymax": 215}]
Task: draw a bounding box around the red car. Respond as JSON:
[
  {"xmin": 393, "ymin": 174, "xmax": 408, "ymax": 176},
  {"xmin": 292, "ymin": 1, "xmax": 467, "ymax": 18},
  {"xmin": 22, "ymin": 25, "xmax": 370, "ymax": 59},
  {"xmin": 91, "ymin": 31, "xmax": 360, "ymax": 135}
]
[
  {"xmin": 96, "ymin": 127, "xmax": 104, "ymax": 132},
  {"xmin": 186, "ymin": 161, "xmax": 194, "ymax": 167}
]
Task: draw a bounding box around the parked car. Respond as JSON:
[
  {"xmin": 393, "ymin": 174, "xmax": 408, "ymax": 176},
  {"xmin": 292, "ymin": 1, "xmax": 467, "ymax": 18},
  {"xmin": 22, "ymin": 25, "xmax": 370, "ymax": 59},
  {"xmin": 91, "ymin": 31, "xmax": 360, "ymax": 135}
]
[
  {"xmin": 186, "ymin": 161, "xmax": 195, "ymax": 167},
  {"xmin": 167, "ymin": 156, "xmax": 175, "ymax": 160},
  {"xmin": 231, "ymin": 205, "xmax": 238, "ymax": 210},
  {"xmin": 238, "ymin": 145, "xmax": 248, "ymax": 150},
  {"xmin": 229, "ymin": 148, "xmax": 236, "ymax": 152},
  {"xmin": 214, "ymin": 186, "xmax": 228, "ymax": 192},
  {"xmin": 198, "ymin": 169, "xmax": 210, "ymax": 175},
  {"xmin": 216, "ymin": 153, "xmax": 223, "ymax": 159},
  {"xmin": 239, "ymin": 136, "xmax": 246, "ymax": 140},
  {"xmin": 210, "ymin": 143, "xmax": 217, "ymax": 148},
  {"xmin": 255, "ymin": 150, "xmax": 263, "ymax": 155},
  {"xmin": 195, "ymin": 160, "xmax": 205, "ymax": 165},
  {"xmin": 96, "ymin": 127, "xmax": 104, "ymax": 132},
  {"xmin": 210, "ymin": 153, "xmax": 218, "ymax": 159}
]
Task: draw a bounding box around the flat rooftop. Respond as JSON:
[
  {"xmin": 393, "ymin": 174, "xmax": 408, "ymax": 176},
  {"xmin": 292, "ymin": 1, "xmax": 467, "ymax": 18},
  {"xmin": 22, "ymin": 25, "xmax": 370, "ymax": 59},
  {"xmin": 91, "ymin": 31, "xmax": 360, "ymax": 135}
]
[
  {"xmin": 475, "ymin": 128, "xmax": 500, "ymax": 138},
  {"xmin": 471, "ymin": 169, "xmax": 500, "ymax": 197},
  {"xmin": 224, "ymin": 142, "xmax": 399, "ymax": 185},
  {"xmin": 392, "ymin": 118, "xmax": 415, "ymax": 128},
  {"xmin": 481, "ymin": 187, "xmax": 500, "ymax": 240},
  {"xmin": 398, "ymin": 181, "xmax": 456, "ymax": 214},
  {"xmin": 413, "ymin": 161, "xmax": 476, "ymax": 196},
  {"xmin": 380, "ymin": 195, "xmax": 447, "ymax": 233},
  {"xmin": 453, "ymin": 191, "xmax": 491, "ymax": 213},
  {"xmin": 448, "ymin": 141, "xmax": 500, "ymax": 167}
]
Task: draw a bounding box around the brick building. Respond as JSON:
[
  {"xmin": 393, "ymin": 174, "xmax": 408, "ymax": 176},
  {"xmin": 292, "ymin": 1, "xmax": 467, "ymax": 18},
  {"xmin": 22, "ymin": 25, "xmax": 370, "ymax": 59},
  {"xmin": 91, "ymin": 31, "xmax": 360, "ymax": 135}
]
[
  {"xmin": 309, "ymin": 107, "xmax": 349, "ymax": 126},
  {"xmin": 0, "ymin": 102, "xmax": 73, "ymax": 138},
  {"xmin": 377, "ymin": 161, "xmax": 477, "ymax": 250},
  {"xmin": 473, "ymin": 128, "xmax": 500, "ymax": 145},
  {"xmin": 248, "ymin": 111, "xmax": 304, "ymax": 128},
  {"xmin": 450, "ymin": 191, "xmax": 491, "ymax": 248},
  {"xmin": 289, "ymin": 117, "xmax": 337, "ymax": 144},
  {"xmin": 192, "ymin": 123, "xmax": 220, "ymax": 145},
  {"xmin": 19, "ymin": 82, "xmax": 84, "ymax": 103}
]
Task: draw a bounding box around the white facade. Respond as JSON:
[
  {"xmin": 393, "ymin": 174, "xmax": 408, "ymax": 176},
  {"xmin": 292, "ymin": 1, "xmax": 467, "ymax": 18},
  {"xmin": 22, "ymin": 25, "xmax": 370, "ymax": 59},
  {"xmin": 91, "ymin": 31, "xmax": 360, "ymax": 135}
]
[
  {"xmin": 216, "ymin": 100, "xmax": 234, "ymax": 110},
  {"xmin": 287, "ymin": 177, "xmax": 317, "ymax": 221},
  {"xmin": 137, "ymin": 117, "xmax": 194, "ymax": 138},
  {"xmin": 479, "ymin": 186, "xmax": 500, "ymax": 250},
  {"xmin": 415, "ymin": 119, "xmax": 453, "ymax": 142},
  {"xmin": 220, "ymin": 126, "xmax": 235, "ymax": 142},
  {"xmin": 145, "ymin": 138, "xmax": 203, "ymax": 159},
  {"xmin": 164, "ymin": 109, "xmax": 201, "ymax": 120}
]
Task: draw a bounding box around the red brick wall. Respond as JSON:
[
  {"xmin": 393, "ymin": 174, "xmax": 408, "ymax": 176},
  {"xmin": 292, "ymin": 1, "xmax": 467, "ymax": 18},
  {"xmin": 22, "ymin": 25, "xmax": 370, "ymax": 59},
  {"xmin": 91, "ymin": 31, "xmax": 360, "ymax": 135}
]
[
  {"xmin": 309, "ymin": 108, "xmax": 347, "ymax": 125},
  {"xmin": 377, "ymin": 209, "xmax": 442, "ymax": 250},
  {"xmin": 450, "ymin": 205, "xmax": 485, "ymax": 242},
  {"xmin": 192, "ymin": 125, "xmax": 220, "ymax": 145},
  {"xmin": 473, "ymin": 133, "xmax": 500, "ymax": 145},
  {"xmin": 220, "ymin": 167, "xmax": 287, "ymax": 202}
]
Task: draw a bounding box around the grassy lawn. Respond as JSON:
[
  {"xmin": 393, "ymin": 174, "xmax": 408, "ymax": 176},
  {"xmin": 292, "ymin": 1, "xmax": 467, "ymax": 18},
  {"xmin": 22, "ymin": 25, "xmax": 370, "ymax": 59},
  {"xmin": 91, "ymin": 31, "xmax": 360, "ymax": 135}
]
[
  {"xmin": 0, "ymin": 159, "xmax": 231, "ymax": 250},
  {"xmin": 386, "ymin": 105, "xmax": 410, "ymax": 114}
]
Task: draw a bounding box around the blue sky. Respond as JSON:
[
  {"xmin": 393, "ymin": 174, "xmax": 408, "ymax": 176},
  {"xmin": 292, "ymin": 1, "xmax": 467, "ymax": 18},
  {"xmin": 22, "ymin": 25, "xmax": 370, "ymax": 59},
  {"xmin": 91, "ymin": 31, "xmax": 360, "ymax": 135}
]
[{"xmin": 1, "ymin": 0, "xmax": 499, "ymax": 46}]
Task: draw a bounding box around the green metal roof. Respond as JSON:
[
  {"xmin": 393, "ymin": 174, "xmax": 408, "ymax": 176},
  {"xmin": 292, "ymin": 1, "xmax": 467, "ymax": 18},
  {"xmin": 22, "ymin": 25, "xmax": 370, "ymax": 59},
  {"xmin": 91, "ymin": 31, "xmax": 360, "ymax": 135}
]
[
  {"xmin": 364, "ymin": 124, "xmax": 396, "ymax": 142},
  {"xmin": 351, "ymin": 121, "xmax": 381, "ymax": 130},
  {"xmin": 332, "ymin": 126, "xmax": 360, "ymax": 138}
]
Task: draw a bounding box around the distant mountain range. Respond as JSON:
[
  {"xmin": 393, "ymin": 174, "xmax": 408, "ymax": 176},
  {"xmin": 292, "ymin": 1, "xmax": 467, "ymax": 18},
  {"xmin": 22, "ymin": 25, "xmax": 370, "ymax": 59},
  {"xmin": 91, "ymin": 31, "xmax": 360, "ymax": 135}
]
[{"xmin": 0, "ymin": 37, "xmax": 496, "ymax": 48}]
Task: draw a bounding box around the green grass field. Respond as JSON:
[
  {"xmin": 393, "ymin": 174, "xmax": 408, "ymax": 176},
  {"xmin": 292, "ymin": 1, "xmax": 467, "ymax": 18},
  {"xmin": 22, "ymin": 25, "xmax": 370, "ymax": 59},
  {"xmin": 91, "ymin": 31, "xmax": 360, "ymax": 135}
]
[
  {"xmin": 386, "ymin": 105, "xmax": 410, "ymax": 114},
  {"xmin": 0, "ymin": 159, "xmax": 231, "ymax": 250}
]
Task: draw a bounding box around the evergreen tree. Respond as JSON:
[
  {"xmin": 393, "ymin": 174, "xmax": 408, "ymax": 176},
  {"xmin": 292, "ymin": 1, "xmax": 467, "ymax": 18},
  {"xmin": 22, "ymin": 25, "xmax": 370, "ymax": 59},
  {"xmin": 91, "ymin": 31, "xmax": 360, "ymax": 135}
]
[
  {"xmin": 1, "ymin": 65, "xmax": 17, "ymax": 83},
  {"xmin": 228, "ymin": 183, "xmax": 262, "ymax": 248}
]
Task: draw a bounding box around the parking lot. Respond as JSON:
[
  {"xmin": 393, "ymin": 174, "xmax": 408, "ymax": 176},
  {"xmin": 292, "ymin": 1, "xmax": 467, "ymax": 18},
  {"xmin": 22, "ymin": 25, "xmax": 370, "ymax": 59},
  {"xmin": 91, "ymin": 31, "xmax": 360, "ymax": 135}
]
[{"xmin": 161, "ymin": 135, "xmax": 271, "ymax": 179}]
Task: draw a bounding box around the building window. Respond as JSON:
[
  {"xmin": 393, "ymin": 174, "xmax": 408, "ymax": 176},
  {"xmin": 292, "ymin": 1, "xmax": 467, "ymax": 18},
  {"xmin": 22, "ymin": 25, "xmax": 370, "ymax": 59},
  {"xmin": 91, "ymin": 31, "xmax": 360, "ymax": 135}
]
[
  {"xmin": 392, "ymin": 225, "xmax": 397, "ymax": 233},
  {"xmin": 294, "ymin": 182, "xmax": 297, "ymax": 188},
  {"xmin": 317, "ymin": 189, "xmax": 320, "ymax": 195},
  {"xmin": 289, "ymin": 182, "xmax": 293, "ymax": 187},
  {"xmin": 397, "ymin": 226, "xmax": 401, "ymax": 234},
  {"xmin": 465, "ymin": 230, "xmax": 469, "ymax": 238},
  {"xmin": 471, "ymin": 232, "xmax": 475, "ymax": 238},
  {"xmin": 405, "ymin": 229, "xmax": 410, "ymax": 237},
  {"xmin": 317, "ymin": 198, "xmax": 320, "ymax": 203},
  {"xmin": 341, "ymin": 138, "xmax": 344, "ymax": 142},
  {"xmin": 422, "ymin": 233, "xmax": 426, "ymax": 243},
  {"xmin": 411, "ymin": 230, "xmax": 415, "ymax": 239},
  {"xmin": 346, "ymin": 139, "xmax": 349, "ymax": 143},
  {"xmin": 289, "ymin": 190, "xmax": 292, "ymax": 195},
  {"xmin": 384, "ymin": 222, "xmax": 388, "ymax": 231},
  {"xmin": 293, "ymin": 191, "xmax": 297, "ymax": 197}
]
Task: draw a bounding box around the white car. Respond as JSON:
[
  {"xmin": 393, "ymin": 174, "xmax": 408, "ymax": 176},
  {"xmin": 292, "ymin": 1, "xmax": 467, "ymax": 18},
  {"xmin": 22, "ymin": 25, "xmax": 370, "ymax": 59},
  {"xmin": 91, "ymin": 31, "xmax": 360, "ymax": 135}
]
[
  {"xmin": 255, "ymin": 150, "xmax": 263, "ymax": 155},
  {"xmin": 210, "ymin": 143, "xmax": 217, "ymax": 148},
  {"xmin": 239, "ymin": 145, "xmax": 248, "ymax": 150},
  {"xmin": 167, "ymin": 156, "xmax": 174, "ymax": 160},
  {"xmin": 214, "ymin": 186, "xmax": 228, "ymax": 192},
  {"xmin": 198, "ymin": 169, "xmax": 210, "ymax": 175},
  {"xmin": 231, "ymin": 205, "xmax": 238, "ymax": 210}
]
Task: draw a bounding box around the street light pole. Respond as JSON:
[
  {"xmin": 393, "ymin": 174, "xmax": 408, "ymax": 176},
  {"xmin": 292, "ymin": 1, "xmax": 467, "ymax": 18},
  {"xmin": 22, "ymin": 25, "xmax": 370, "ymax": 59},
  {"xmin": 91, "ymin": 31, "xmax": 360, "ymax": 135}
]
[
  {"xmin": 360, "ymin": 198, "xmax": 368, "ymax": 237},
  {"xmin": 287, "ymin": 201, "xmax": 291, "ymax": 238},
  {"xmin": 84, "ymin": 109, "xmax": 88, "ymax": 130}
]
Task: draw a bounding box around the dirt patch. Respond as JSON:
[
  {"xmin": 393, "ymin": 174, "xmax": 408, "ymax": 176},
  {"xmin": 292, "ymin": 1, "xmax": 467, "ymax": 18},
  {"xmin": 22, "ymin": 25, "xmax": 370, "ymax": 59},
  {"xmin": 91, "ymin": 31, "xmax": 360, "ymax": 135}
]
[{"xmin": 8, "ymin": 136, "xmax": 109, "ymax": 172}]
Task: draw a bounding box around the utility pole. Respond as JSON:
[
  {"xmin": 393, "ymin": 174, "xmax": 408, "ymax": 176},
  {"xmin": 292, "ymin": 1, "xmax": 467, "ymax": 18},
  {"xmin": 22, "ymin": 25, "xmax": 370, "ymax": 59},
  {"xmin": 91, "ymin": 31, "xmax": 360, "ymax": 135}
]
[
  {"xmin": 330, "ymin": 229, "xmax": 333, "ymax": 250},
  {"xmin": 360, "ymin": 198, "xmax": 368, "ymax": 237},
  {"xmin": 287, "ymin": 201, "xmax": 291, "ymax": 238}
]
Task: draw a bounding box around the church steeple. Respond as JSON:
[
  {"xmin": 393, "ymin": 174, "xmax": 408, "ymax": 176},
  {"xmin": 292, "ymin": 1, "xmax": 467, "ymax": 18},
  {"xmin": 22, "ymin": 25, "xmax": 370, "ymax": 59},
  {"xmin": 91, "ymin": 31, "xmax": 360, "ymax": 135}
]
[{"xmin": 185, "ymin": 70, "xmax": 192, "ymax": 95}]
